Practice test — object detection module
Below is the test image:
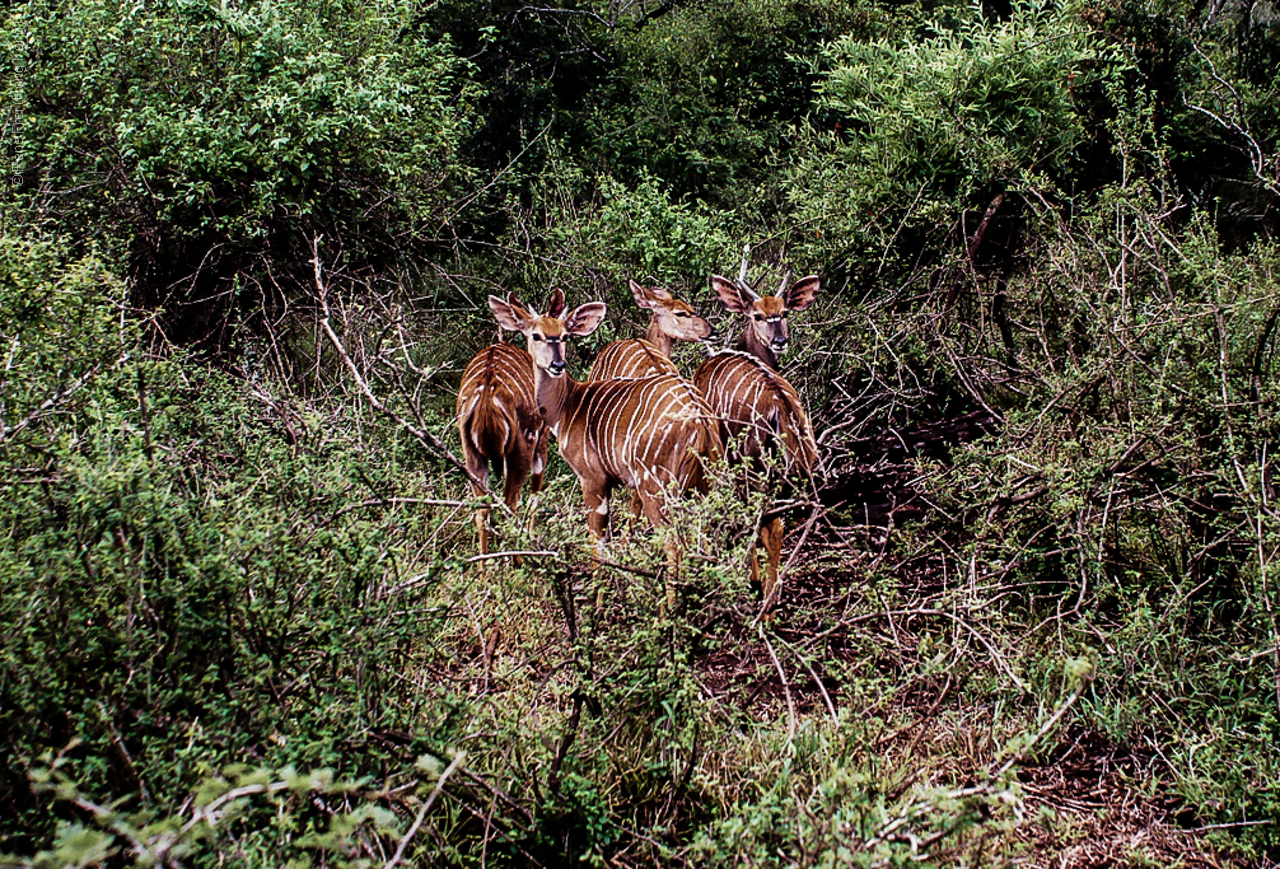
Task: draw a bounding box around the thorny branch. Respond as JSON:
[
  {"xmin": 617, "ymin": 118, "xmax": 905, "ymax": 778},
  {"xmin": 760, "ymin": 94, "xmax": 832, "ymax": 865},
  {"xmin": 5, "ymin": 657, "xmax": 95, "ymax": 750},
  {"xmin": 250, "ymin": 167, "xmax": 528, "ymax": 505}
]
[
  {"xmin": 0, "ymin": 361, "xmax": 106, "ymax": 443},
  {"xmin": 384, "ymin": 751, "xmax": 467, "ymax": 869}
]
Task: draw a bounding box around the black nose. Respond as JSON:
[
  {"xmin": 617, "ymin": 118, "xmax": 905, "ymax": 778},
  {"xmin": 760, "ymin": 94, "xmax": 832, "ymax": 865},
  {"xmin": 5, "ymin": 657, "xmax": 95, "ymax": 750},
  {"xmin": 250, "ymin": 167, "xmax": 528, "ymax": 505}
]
[
  {"xmin": 772, "ymin": 336, "xmax": 789, "ymax": 349},
  {"xmin": 704, "ymin": 330, "xmax": 722, "ymax": 343},
  {"xmin": 548, "ymin": 360, "xmax": 566, "ymax": 376}
]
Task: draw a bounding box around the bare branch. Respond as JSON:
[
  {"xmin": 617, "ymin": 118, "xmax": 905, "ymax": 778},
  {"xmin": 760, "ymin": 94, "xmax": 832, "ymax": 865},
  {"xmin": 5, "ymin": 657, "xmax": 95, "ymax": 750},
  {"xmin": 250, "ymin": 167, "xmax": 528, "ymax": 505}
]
[
  {"xmin": 1186, "ymin": 44, "xmax": 1280, "ymax": 199},
  {"xmin": 384, "ymin": 751, "xmax": 466, "ymax": 869},
  {"xmin": 309, "ymin": 236, "xmax": 505, "ymax": 510}
]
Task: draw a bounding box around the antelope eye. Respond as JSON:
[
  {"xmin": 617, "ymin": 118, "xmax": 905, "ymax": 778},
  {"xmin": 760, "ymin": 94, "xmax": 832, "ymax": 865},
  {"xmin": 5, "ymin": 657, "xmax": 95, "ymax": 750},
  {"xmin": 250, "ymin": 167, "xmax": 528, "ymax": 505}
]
[
  {"xmin": 753, "ymin": 314, "xmax": 765, "ymax": 322},
  {"xmin": 532, "ymin": 334, "xmax": 544, "ymax": 342},
  {"xmin": 676, "ymin": 311, "xmax": 689, "ymax": 318}
]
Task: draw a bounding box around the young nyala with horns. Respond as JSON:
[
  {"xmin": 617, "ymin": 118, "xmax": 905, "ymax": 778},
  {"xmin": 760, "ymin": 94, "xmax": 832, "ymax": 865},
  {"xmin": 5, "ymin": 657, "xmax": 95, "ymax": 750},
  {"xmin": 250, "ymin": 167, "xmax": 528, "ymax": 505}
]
[{"xmin": 694, "ymin": 271, "xmax": 821, "ymax": 609}]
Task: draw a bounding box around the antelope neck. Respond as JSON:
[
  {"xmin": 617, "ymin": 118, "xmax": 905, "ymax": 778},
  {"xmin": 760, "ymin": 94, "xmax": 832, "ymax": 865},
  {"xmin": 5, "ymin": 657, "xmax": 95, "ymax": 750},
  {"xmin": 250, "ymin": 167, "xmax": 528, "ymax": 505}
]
[
  {"xmin": 533, "ymin": 366, "xmax": 576, "ymax": 437},
  {"xmin": 734, "ymin": 327, "xmax": 779, "ymax": 370},
  {"xmin": 644, "ymin": 318, "xmax": 674, "ymax": 358}
]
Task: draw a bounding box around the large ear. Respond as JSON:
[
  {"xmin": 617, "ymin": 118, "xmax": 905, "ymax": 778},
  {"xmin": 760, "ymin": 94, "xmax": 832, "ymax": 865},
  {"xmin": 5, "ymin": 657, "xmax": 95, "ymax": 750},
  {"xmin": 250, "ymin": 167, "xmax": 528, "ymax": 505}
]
[
  {"xmin": 630, "ymin": 279, "xmax": 672, "ymax": 310},
  {"xmin": 490, "ymin": 294, "xmax": 534, "ymax": 333},
  {"xmin": 563, "ymin": 302, "xmax": 607, "ymax": 337},
  {"xmin": 544, "ymin": 287, "xmax": 566, "ymax": 319},
  {"xmin": 630, "ymin": 279, "xmax": 657, "ymax": 310},
  {"xmin": 710, "ymin": 274, "xmax": 750, "ymax": 313},
  {"xmin": 784, "ymin": 275, "xmax": 820, "ymax": 311}
]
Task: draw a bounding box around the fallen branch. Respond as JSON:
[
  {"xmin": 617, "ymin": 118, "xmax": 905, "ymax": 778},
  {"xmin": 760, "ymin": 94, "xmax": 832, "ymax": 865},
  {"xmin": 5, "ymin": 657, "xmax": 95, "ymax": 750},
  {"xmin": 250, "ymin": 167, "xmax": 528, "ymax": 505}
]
[
  {"xmin": 759, "ymin": 624, "xmax": 797, "ymax": 750},
  {"xmin": 466, "ymin": 549, "xmax": 559, "ymax": 563}
]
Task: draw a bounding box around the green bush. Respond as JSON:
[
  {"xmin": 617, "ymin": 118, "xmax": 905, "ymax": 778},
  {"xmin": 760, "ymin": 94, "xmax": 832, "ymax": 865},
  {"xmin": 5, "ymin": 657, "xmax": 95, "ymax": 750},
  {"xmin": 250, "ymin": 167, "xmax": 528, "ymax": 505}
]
[
  {"xmin": 789, "ymin": 0, "xmax": 1098, "ymax": 275},
  {"xmin": 0, "ymin": 235, "xmax": 471, "ymax": 857},
  {"xmin": 7, "ymin": 0, "xmax": 477, "ymax": 348}
]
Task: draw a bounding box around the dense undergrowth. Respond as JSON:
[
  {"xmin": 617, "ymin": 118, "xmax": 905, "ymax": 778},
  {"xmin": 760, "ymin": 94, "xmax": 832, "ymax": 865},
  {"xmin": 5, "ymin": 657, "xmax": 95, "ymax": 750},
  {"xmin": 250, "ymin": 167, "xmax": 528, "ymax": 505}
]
[{"xmin": 5, "ymin": 0, "xmax": 1280, "ymax": 865}]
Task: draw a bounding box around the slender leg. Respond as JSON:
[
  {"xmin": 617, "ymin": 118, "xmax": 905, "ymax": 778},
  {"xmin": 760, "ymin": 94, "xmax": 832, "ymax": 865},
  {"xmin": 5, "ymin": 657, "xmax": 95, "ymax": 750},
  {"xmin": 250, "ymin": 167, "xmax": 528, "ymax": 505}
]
[
  {"xmin": 627, "ymin": 491, "xmax": 644, "ymax": 535},
  {"xmin": 526, "ymin": 445, "xmax": 546, "ymax": 536},
  {"xmin": 583, "ymin": 482, "xmax": 613, "ymax": 610},
  {"xmin": 747, "ymin": 537, "xmax": 763, "ymax": 597},
  {"xmin": 475, "ymin": 506, "xmax": 490, "ymax": 559},
  {"xmin": 503, "ymin": 458, "xmax": 529, "ymax": 566},
  {"xmin": 463, "ymin": 452, "xmax": 491, "ymax": 559},
  {"xmin": 759, "ymin": 516, "xmax": 785, "ymax": 612},
  {"xmin": 502, "ymin": 467, "xmax": 527, "ymax": 512},
  {"xmin": 584, "ymin": 482, "xmax": 612, "ymax": 560},
  {"xmin": 637, "ymin": 489, "xmax": 678, "ymax": 613}
]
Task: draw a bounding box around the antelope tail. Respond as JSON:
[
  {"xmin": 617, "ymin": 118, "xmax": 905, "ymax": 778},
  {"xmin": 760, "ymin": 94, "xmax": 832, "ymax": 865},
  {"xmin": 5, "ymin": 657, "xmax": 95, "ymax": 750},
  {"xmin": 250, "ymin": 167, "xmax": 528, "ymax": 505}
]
[{"xmin": 461, "ymin": 395, "xmax": 514, "ymax": 467}]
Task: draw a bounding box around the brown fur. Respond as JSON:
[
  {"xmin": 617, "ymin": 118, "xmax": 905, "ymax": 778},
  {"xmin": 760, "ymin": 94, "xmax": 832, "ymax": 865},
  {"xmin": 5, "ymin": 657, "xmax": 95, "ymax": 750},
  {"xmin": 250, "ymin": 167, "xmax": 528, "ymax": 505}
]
[
  {"xmin": 455, "ymin": 341, "xmax": 548, "ymax": 557},
  {"xmin": 696, "ymin": 273, "xmax": 821, "ymax": 607},
  {"xmin": 491, "ymin": 290, "xmax": 721, "ymax": 574}
]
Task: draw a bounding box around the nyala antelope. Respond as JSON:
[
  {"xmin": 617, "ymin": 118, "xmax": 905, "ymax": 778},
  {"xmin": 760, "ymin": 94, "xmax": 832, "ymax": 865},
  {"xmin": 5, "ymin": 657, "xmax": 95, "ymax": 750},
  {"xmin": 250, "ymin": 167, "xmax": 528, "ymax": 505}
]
[
  {"xmin": 711, "ymin": 271, "xmax": 820, "ymax": 370},
  {"xmin": 694, "ymin": 272, "xmax": 820, "ymax": 608},
  {"xmin": 456, "ymin": 335, "xmax": 549, "ymax": 558},
  {"xmin": 588, "ymin": 280, "xmax": 719, "ymax": 381},
  {"xmin": 489, "ymin": 290, "xmax": 721, "ymax": 578}
]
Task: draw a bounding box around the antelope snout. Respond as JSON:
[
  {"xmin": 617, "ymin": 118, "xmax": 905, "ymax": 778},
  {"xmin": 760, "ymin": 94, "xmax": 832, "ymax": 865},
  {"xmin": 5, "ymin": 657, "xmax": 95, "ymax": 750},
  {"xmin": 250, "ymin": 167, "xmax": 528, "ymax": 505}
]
[
  {"xmin": 547, "ymin": 359, "xmax": 567, "ymax": 377},
  {"xmin": 702, "ymin": 329, "xmax": 722, "ymax": 344},
  {"xmin": 771, "ymin": 335, "xmax": 789, "ymax": 351}
]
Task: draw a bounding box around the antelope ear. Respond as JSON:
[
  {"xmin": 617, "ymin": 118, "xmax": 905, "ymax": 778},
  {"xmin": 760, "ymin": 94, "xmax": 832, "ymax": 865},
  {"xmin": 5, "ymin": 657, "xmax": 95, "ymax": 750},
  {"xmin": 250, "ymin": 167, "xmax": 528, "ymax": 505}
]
[
  {"xmin": 545, "ymin": 288, "xmax": 566, "ymax": 319},
  {"xmin": 490, "ymin": 294, "xmax": 533, "ymax": 332},
  {"xmin": 564, "ymin": 302, "xmax": 607, "ymax": 337},
  {"xmin": 630, "ymin": 279, "xmax": 657, "ymax": 310},
  {"xmin": 710, "ymin": 275, "xmax": 750, "ymax": 313},
  {"xmin": 785, "ymin": 275, "xmax": 820, "ymax": 311},
  {"xmin": 630, "ymin": 280, "xmax": 672, "ymax": 310}
]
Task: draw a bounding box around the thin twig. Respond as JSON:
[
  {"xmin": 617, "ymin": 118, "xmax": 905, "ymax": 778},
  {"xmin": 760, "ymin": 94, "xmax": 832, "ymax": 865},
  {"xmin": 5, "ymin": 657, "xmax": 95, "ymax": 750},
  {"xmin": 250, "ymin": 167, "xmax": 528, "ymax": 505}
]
[
  {"xmin": 759, "ymin": 625, "xmax": 797, "ymax": 749},
  {"xmin": 991, "ymin": 679, "xmax": 1088, "ymax": 781},
  {"xmin": 0, "ymin": 362, "xmax": 104, "ymax": 442},
  {"xmin": 466, "ymin": 549, "xmax": 559, "ymax": 563},
  {"xmin": 310, "ymin": 236, "xmax": 508, "ymax": 514},
  {"xmin": 385, "ymin": 752, "xmax": 467, "ymax": 869}
]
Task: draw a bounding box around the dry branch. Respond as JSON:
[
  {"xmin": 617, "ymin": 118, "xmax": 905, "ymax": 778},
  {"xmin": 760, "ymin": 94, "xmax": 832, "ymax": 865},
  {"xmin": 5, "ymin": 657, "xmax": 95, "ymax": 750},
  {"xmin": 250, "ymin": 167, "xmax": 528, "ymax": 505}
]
[{"xmin": 309, "ymin": 235, "xmax": 507, "ymax": 513}]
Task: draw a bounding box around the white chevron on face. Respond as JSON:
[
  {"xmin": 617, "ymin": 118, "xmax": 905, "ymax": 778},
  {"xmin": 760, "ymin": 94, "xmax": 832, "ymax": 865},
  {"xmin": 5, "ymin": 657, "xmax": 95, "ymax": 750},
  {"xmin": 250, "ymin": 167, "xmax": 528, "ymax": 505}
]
[{"xmin": 709, "ymin": 272, "xmax": 820, "ymax": 372}]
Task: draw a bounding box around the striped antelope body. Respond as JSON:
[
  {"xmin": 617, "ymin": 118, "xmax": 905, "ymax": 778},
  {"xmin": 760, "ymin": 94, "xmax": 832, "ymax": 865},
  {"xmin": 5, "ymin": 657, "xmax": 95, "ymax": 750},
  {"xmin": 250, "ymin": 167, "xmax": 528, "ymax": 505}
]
[
  {"xmin": 693, "ymin": 272, "xmax": 821, "ymax": 607},
  {"xmin": 489, "ymin": 290, "xmax": 721, "ymax": 570},
  {"xmin": 455, "ymin": 340, "xmax": 548, "ymax": 557},
  {"xmin": 588, "ymin": 280, "xmax": 719, "ymax": 381},
  {"xmin": 694, "ymin": 350, "xmax": 819, "ymax": 473}
]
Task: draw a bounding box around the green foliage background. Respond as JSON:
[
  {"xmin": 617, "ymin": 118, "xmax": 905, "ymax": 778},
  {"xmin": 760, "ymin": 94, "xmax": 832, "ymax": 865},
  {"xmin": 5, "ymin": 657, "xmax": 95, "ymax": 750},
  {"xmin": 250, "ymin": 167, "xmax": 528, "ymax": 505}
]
[{"xmin": 5, "ymin": 0, "xmax": 1280, "ymax": 864}]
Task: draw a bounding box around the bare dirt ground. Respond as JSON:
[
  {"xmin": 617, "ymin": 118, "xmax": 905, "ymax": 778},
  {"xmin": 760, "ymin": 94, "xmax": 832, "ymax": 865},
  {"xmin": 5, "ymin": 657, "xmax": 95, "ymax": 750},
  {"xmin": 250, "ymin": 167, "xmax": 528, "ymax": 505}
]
[
  {"xmin": 681, "ymin": 414, "xmax": 1254, "ymax": 868},
  {"xmin": 691, "ymin": 548, "xmax": 1247, "ymax": 868}
]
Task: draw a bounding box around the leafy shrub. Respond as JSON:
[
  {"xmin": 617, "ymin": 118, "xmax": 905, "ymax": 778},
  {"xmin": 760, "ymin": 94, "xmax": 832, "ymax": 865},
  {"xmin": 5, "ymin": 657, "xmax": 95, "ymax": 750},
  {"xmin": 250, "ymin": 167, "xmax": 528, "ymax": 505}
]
[
  {"xmin": 8, "ymin": 0, "xmax": 477, "ymax": 350},
  {"xmin": 790, "ymin": 0, "xmax": 1098, "ymax": 275},
  {"xmin": 0, "ymin": 234, "xmax": 474, "ymax": 858}
]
